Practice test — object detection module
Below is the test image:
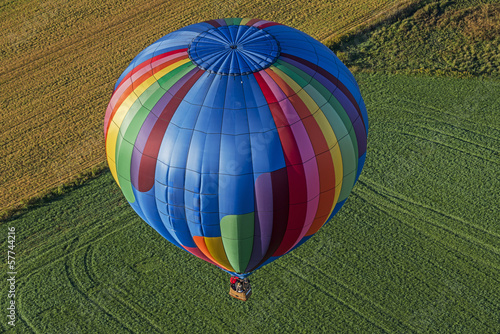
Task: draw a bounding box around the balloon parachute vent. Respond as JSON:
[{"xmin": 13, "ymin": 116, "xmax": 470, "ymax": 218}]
[{"xmin": 188, "ymin": 25, "xmax": 280, "ymax": 75}]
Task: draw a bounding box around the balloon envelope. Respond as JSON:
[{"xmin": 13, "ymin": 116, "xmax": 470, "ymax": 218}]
[{"xmin": 104, "ymin": 18, "xmax": 368, "ymax": 277}]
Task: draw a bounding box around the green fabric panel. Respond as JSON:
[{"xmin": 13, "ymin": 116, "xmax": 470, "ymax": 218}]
[
  {"xmin": 339, "ymin": 168, "xmax": 357, "ymax": 202},
  {"xmin": 274, "ymin": 60, "xmax": 309, "ymax": 88},
  {"xmin": 115, "ymin": 80, "xmax": 170, "ymax": 202},
  {"xmin": 220, "ymin": 212, "xmax": 254, "ymax": 273},
  {"xmin": 233, "ymin": 18, "xmax": 243, "ymax": 25},
  {"xmin": 225, "ymin": 18, "xmax": 238, "ymax": 26},
  {"xmin": 156, "ymin": 62, "xmax": 195, "ymax": 91},
  {"xmin": 140, "ymin": 81, "xmax": 166, "ymax": 110},
  {"xmin": 116, "ymin": 137, "xmax": 135, "ymax": 202},
  {"xmin": 328, "ymin": 95, "xmax": 358, "ymax": 157},
  {"xmin": 303, "ymin": 82, "xmax": 329, "ymax": 108}
]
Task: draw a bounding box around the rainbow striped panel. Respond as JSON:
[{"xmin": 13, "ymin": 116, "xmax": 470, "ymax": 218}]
[{"xmin": 104, "ymin": 18, "xmax": 368, "ymax": 277}]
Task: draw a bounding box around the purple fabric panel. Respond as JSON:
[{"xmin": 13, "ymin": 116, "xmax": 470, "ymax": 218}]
[
  {"xmin": 312, "ymin": 71, "xmax": 337, "ymax": 94},
  {"xmin": 352, "ymin": 117, "xmax": 367, "ymax": 157},
  {"xmin": 130, "ymin": 67, "xmax": 200, "ymax": 190},
  {"xmin": 332, "ymin": 88, "xmax": 359, "ymax": 125},
  {"xmin": 280, "ymin": 56, "xmax": 316, "ymax": 78},
  {"xmin": 332, "ymin": 88, "xmax": 365, "ymax": 157},
  {"xmin": 246, "ymin": 172, "xmax": 274, "ymax": 270}
]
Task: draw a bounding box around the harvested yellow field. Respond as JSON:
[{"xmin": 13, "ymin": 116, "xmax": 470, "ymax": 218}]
[{"xmin": 0, "ymin": 0, "xmax": 412, "ymax": 210}]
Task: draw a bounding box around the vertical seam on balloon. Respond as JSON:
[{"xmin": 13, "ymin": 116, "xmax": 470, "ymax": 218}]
[
  {"xmin": 182, "ymin": 72, "xmax": 213, "ymax": 251},
  {"xmin": 214, "ymin": 74, "xmax": 234, "ymax": 269},
  {"xmin": 239, "ymin": 73, "xmax": 256, "ymax": 272},
  {"xmin": 160, "ymin": 70, "xmax": 205, "ymax": 245}
]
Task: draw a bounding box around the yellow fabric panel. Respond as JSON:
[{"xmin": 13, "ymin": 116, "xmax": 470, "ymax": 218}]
[
  {"xmin": 105, "ymin": 58, "xmax": 191, "ymax": 188},
  {"xmin": 268, "ymin": 66, "xmax": 302, "ymax": 93},
  {"xmin": 204, "ymin": 237, "xmax": 235, "ymax": 272},
  {"xmin": 153, "ymin": 58, "xmax": 191, "ymax": 81},
  {"xmin": 297, "ymin": 89, "xmax": 344, "ymax": 209},
  {"xmin": 106, "ymin": 121, "xmax": 120, "ymax": 186},
  {"xmin": 240, "ymin": 18, "xmax": 252, "ymax": 25}
]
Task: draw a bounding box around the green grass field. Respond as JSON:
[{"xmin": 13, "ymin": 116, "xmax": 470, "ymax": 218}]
[
  {"xmin": 2, "ymin": 73, "xmax": 499, "ymax": 333},
  {"xmin": 331, "ymin": 0, "xmax": 500, "ymax": 77}
]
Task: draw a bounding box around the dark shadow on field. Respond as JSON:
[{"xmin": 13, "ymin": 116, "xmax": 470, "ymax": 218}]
[{"xmin": 0, "ymin": 164, "xmax": 109, "ymax": 223}]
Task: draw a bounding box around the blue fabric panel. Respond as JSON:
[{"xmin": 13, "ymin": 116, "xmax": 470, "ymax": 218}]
[
  {"xmin": 167, "ymin": 167, "xmax": 185, "ymax": 189},
  {"xmin": 133, "ymin": 185, "xmax": 160, "ymax": 224},
  {"xmin": 202, "ymin": 221, "xmax": 221, "ymax": 238},
  {"xmin": 200, "ymin": 133, "xmax": 221, "ymax": 174},
  {"xmin": 186, "ymin": 131, "xmax": 205, "ymax": 173},
  {"xmin": 221, "ymin": 109, "xmax": 249, "ymax": 135},
  {"xmin": 219, "ymin": 134, "xmax": 253, "ymax": 175},
  {"xmin": 225, "ymin": 76, "xmax": 245, "ymax": 110},
  {"xmin": 355, "ymin": 152, "xmax": 367, "ymax": 184},
  {"xmin": 194, "ymin": 106, "xmax": 223, "ymax": 134},
  {"xmin": 165, "ymin": 216, "xmax": 195, "ymax": 248},
  {"xmin": 200, "ymin": 192, "xmax": 218, "ymax": 212},
  {"xmin": 183, "ymin": 72, "xmax": 215, "ymax": 106},
  {"xmin": 154, "ymin": 180, "xmax": 168, "ymax": 204},
  {"xmin": 169, "ymin": 126, "xmax": 193, "ymax": 168},
  {"xmin": 316, "ymin": 54, "xmax": 339, "ymax": 79},
  {"xmin": 241, "ymin": 74, "xmax": 267, "ymax": 108},
  {"xmin": 218, "ymin": 173, "xmax": 254, "ymax": 214},
  {"xmin": 185, "ymin": 189, "xmax": 200, "ymax": 211},
  {"xmin": 156, "ymin": 123, "xmax": 178, "ymax": 165},
  {"xmin": 187, "ymin": 220, "xmax": 203, "ymax": 237},
  {"xmin": 200, "ymin": 173, "xmax": 218, "ymax": 195},
  {"xmin": 203, "ymin": 75, "xmax": 228, "ymax": 109},
  {"xmin": 129, "ymin": 185, "xmax": 182, "ymax": 249},
  {"xmin": 249, "ymin": 129, "xmax": 285, "ymax": 173},
  {"xmin": 185, "ymin": 206, "xmax": 201, "ymax": 224},
  {"xmin": 171, "ymin": 102, "xmax": 202, "ymax": 129},
  {"xmin": 166, "ymin": 186, "xmax": 185, "ymax": 208},
  {"xmin": 166, "ymin": 204, "xmax": 185, "ymax": 221},
  {"xmin": 185, "ymin": 169, "xmax": 201, "ymax": 194},
  {"xmin": 155, "ymin": 160, "xmax": 169, "ymax": 187},
  {"xmin": 279, "ymin": 45, "xmax": 318, "ymax": 64},
  {"xmin": 247, "ymin": 105, "xmax": 277, "ymax": 132}
]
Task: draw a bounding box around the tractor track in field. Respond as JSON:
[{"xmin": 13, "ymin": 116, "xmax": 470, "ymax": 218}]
[
  {"xmin": 358, "ymin": 179, "xmax": 500, "ymax": 266},
  {"xmin": 287, "ymin": 252, "xmax": 416, "ymax": 333},
  {"xmin": 399, "ymin": 131, "xmax": 499, "ymax": 165},
  {"xmin": 274, "ymin": 261, "xmax": 409, "ymax": 334},
  {"xmin": 64, "ymin": 258, "xmax": 136, "ymax": 333},
  {"xmin": 353, "ymin": 182, "xmax": 500, "ymax": 300},
  {"xmin": 18, "ymin": 215, "xmax": 134, "ymax": 283},
  {"xmin": 351, "ymin": 190, "xmax": 500, "ymax": 323}
]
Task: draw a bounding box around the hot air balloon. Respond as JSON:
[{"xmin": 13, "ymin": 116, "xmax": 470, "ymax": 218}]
[{"xmin": 104, "ymin": 18, "xmax": 368, "ymax": 301}]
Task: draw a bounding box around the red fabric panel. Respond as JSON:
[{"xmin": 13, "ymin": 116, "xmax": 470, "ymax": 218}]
[
  {"xmin": 205, "ymin": 19, "xmax": 221, "ymax": 28},
  {"xmin": 315, "ymin": 151, "xmax": 335, "ymax": 193},
  {"xmin": 245, "ymin": 18, "xmax": 262, "ymax": 26},
  {"xmin": 258, "ymin": 22, "xmax": 282, "ymax": 29},
  {"xmin": 253, "ymin": 71, "xmax": 278, "ymax": 103},
  {"xmin": 105, "ymin": 52, "xmax": 188, "ymax": 136},
  {"xmin": 138, "ymin": 69, "xmax": 203, "ymax": 192},
  {"xmin": 276, "ymin": 125, "xmax": 302, "ymax": 166},
  {"xmin": 116, "ymin": 49, "xmax": 188, "ymax": 91},
  {"xmin": 248, "ymin": 167, "xmax": 289, "ymax": 271}
]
